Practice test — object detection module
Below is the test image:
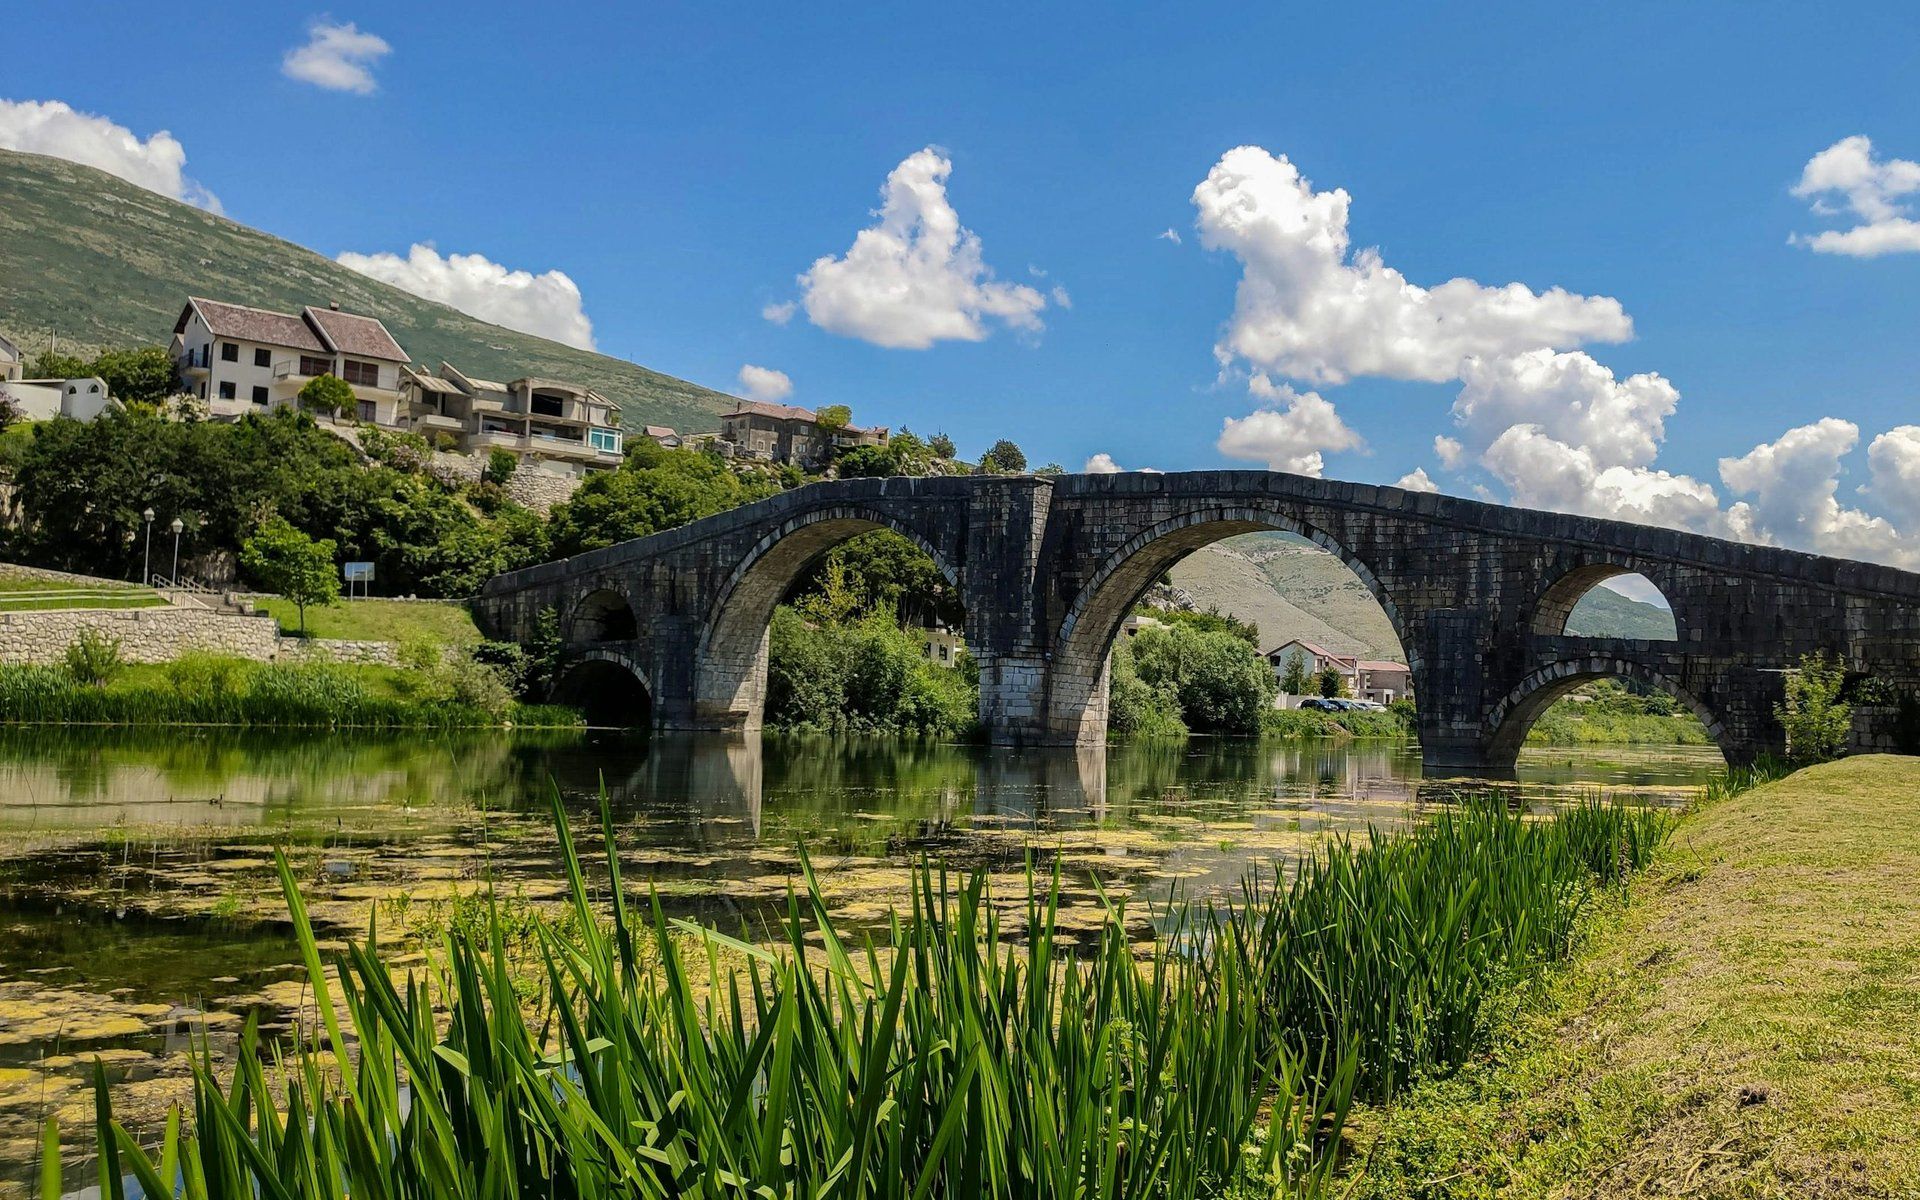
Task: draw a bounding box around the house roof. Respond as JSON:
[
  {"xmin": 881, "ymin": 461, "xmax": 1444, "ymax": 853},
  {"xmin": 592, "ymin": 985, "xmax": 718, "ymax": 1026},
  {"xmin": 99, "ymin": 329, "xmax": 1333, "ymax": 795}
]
[
  {"xmin": 1357, "ymin": 660, "xmax": 1409, "ymax": 673},
  {"xmin": 304, "ymin": 306, "xmax": 407, "ymax": 362},
  {"xmin": 0, "ymin": 332, "xmax": 19, "ymax": 362},
  {"xmin": 401, "ymin": 366, "xmax": 464, "ymax": 395},
  {"xmin": 1267, "ymin": 639, "xmax": 1357, "ymax": 667},
  {"xmin": 642, "ymin": 425, "xmax": 678, "ymax": 438},
  {"xmin": 724, "ymin": 400, "xmax": 817, "ymax": 422},
  {"xmin": 440, "ymin": 362, "xmax": 507, "ymax": 394},
  {"xmin": 178, "ymin": 297, "xmax": 326, "ymax": 353}
]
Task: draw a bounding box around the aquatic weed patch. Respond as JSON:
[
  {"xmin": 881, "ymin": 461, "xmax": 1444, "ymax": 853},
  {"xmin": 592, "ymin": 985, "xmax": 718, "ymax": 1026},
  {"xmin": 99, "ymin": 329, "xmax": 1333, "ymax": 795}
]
[{"xmin": 63, "ymin": 793, "xmax": 1669, "ymax": 1197}]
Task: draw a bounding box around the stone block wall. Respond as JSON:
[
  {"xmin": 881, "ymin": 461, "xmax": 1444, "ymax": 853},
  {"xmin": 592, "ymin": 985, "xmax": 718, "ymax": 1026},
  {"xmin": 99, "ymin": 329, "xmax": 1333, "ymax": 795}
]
[
  {"xmin": 0, "ymin": 607, "xmax": 282, "ymax": 665},
  {"xmin": 431, "ymin": 451, "xmax": 586, "ymax": 515}
]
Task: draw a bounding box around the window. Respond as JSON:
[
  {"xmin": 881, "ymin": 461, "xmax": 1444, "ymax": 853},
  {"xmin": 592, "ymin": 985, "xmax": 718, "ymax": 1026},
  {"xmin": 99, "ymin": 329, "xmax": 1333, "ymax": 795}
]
[
  {"xmin": 342, "ymin": 360, "xmax": 380, "ymax": 387},
  {"xmin": 220, "ymin": 342, "xmax": 239, "ymax": 362},
  {"xmin": 251, "ymin": 386, "xmax": 268, "ymax": 405},
  {"xmin": 531, "ymin": 393, "xmax": 564, "ymax": 418},
  {"xmin": 253, "ymin": 347, "xmax": 270, "ymax": 368},
  {"xmin": 218, "ymin": 381, "xmax": 236, "ymax": 400},
  {"xmin": 588, "ymin": 427, "xmax": 622, "ymax": 453},
  {"xmin": 358, "ymin": 400, "xmax": 376, "ymax": 422},
  {"xmin": 299, "ymin": 355, "xmax": 332, "ymax": 378}
]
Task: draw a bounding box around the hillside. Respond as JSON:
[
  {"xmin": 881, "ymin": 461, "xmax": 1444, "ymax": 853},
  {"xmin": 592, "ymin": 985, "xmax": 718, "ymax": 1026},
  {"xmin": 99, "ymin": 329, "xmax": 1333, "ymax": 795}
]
[
  {"xmin": 0, "ymin": 149, "xmax": 738, "ymax": 434},
  {"xmin": 1167, "ymin": 532, "xmax": 1676, "ymax": 660}
]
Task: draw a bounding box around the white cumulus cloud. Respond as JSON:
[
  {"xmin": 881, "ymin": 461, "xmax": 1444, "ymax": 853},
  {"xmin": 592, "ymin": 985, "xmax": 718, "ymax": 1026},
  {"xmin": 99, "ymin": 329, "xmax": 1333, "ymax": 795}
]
[
  {"xmin": 282, "ymin": 19, "xmax": 391, "ymax": 94},
  {"xmin": 1480, "ymin": 424, "xmax": 1730, "ymax": 535},
  {"xmin": 1084, "ymin": 453, "xmax": 1123, "ymax": 474},
  {"xmin": 1451, "ymin": 349, "xmax": 1678, "ymax": 469},
  {"xmin": 1216, "ymin": 379, "xmax": 1364, "ymax": 477},
  {"xmin": 0, "ymin": 99, "xmax": 220, "ymax": 212},
  {"xmin": 736, "ymin": 364, "xmax": 793, "ymax": 403},
  {"xmin": 336, "ymin": 244, "xmax": 596, "ymax": 349},
  {"xmin": 1866, "ymin": 426, "xmax": 1920, "ymax": 530},
  {"xmin": 761, "ymin": 300, "xmax": 797, "ymax": 325},
  {"xmin": 1719, "ymin": 419, "xmax": 1907, "ymax": 563},
  {"xmin": 793, "ymin": 148, "xmax": 1050, "ymax": 349},
  {"xmin": 1791, "ymin": 135, "xmax": 1920, "ymax": 257},
  {"xmin": 1395, "ymin": 468, "xmax": 1438, "ymax": 493},
  {"xmin": 1192, "ymin": 146, "xmax": 1631, "ymax": 386}
]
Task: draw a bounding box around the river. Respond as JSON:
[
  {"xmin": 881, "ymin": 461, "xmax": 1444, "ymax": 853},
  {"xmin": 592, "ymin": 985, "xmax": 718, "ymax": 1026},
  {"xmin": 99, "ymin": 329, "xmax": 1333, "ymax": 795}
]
[{"xmin": 0, "ymin": 727, "xmax": 1720, "ymax": 1183}]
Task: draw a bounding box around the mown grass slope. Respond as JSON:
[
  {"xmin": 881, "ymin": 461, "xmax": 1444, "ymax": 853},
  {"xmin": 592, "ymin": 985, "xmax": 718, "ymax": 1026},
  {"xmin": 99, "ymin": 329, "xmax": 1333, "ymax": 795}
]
[
  {"xmin": 0, "ymin": 149, "xmax": 738, "ymax": 434},
  {"xmin": 1349, "ymin": 755, "xmax": 1920, "ymax": 1198}
]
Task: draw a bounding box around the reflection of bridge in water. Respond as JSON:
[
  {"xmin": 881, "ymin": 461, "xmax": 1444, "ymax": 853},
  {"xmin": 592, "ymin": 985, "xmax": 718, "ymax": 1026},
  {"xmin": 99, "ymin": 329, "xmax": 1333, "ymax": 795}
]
[{"xmin": 478, "ymin": 472, "xmax": 1920, "ymax": 771}]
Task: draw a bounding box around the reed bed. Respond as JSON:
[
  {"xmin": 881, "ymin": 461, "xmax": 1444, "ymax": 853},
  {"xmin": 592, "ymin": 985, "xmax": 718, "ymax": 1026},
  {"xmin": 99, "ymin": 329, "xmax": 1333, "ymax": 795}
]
[
  {"xmin": 67, "ymin": 794, "xmax": 1671, "ymax": 1198},
  {"xmin": 1702, "ymin": 753, "xmax": 1791, "ymax": 805},
  {"xmin": 0, "ymin": 662, "xmax": 578, "ymax": 728}
]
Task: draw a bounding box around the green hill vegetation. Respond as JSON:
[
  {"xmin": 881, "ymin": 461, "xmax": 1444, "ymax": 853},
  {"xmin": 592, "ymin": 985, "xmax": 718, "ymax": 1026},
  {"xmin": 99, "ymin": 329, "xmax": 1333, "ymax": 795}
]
[{"xmin": 0, "ymin": 149, "xmax": 738, "ymax": 434}]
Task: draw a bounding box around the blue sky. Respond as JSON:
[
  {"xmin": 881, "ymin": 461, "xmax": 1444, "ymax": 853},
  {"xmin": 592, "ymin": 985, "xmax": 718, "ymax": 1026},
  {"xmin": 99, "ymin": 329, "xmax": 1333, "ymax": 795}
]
[{"xmin": 5, "ymin": 2, "xmax": 1920, "ymax": 565}]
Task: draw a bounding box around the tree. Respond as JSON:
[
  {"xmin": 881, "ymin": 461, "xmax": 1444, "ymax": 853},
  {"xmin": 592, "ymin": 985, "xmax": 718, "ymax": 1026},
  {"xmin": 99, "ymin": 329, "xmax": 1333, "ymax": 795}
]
[
  {"xmin": 297, "ymin": 373, "xmax": 355, "ymax": 416},
  {"xmin": 979, "ymin": 439, "xmax": 1028, "ymax": 475},
  {"xmin": 1036, "ymin": 462, "xmax": 1065, "ymax": 476},
  {"xmin": 835, "ymin": 444, "xmax": 896, "ymax": 479},
  {"xmin": 545, "ymin": 444, "xmax": 779, "ymax": 558},
  {"xmin": 90, "ymin": 347, "xmax": 179, "ymax": 406},
  {"xmin": 241, "ymin": 516, "xmax": 339, "ymax": 635},
  {"xmin": 1315, "ymin": 664, "xmax": 1352, "ymax": 698},
  {"xmin": 1280, "ymin": 650, "xmax": 1310, "ymax": 696},
  {"xmin": 928, "ymin": 432, "xmax": 957, "ymax": 460},
  {"xmin": 1776, "ymin": 651, "xmax": 1851, "ymax": 764},
  {"xmin": 815, "ymin": 404, "xmax": 852, "ymax": 432},
  {"xmin": 0, "ymin": 390, "xmax": 20, "ymax": 433},
  {"xmin": 26, "ymin": 350, "xmax": 88, "ymax": 379},
  {"xmin": 1128, "ymin": 623, "xmax": 1275, "ymax": 735}
]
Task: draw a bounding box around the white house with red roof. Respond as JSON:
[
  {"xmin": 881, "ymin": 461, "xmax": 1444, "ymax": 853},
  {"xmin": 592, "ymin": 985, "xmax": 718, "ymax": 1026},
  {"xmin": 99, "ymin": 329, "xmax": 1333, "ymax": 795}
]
[
  {"xmin": 1266, "ymin": 638, "xmax": 1412, "ymax": 704},
  {"xmin": 171, "ymin": 297, "xmax": 409, "ymax": 424}
]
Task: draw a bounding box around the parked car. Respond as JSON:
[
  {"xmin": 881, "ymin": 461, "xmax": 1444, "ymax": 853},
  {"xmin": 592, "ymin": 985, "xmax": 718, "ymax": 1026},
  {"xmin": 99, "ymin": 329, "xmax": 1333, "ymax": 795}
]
[{"xmin": 1300, "ymin": 697, "xmax": 1345, "ymax": 712}]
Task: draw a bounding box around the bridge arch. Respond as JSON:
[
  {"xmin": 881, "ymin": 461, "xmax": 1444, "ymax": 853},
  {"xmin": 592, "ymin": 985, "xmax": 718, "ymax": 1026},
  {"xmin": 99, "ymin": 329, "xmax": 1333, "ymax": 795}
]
[
  {"xmin": 568, "ymin": 587, "xmax": 638, "ymax": 643},
  {"xmin": 692, "ymin": 503, "xmax": 962, "ymax": 730},
  {"xmin": 1530, "ymin": 564, "xmax": 1680, "ymax": 639},
  {"xmin": 1046, "ymin": 504, "xmax": 1413, "ymax": 744},
  {"xmin": 551, "ymin": 648, "xmax": 653, "ymax": 728},
  {"xmin": 1481, "ymin": 656, "xmax": 1727, "ymax": 766}
]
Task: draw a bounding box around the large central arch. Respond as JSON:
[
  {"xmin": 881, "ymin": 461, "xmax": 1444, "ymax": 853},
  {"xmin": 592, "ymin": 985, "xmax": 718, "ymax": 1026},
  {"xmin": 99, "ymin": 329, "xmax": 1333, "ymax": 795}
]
[
  {"xmin": 1045, "ymin": 504, "xmax": 1414, "ymax": 745},
  {"xmin": 691, "ymin": 505, "xmax": 961, "ymax": 730}
]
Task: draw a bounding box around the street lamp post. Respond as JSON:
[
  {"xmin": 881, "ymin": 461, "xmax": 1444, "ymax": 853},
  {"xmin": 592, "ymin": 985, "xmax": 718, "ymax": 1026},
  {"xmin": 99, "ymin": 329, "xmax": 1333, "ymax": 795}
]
[
  {"xmin": 141, "ymin": 507, "xmax": 156, "ymax": 585},
  {"xmin": 170, "ymin": 517, "xmax": 185, "ymax": 584}
]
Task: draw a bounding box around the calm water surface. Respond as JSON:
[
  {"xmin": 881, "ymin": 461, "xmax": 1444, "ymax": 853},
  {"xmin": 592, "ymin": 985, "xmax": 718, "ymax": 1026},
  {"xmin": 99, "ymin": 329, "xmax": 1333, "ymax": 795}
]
[{"xmin": 0, "ymin": 727, "xmax": 1721, "ymax": 1183}]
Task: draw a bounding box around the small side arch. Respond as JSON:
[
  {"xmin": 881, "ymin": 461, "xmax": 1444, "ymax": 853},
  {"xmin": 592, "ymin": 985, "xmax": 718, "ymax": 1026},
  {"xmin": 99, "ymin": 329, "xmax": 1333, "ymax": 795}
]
[
  {"xmin": 1530, "ymin": 564, "xmax": 1679, "ymax": 640},
  {"xmin": 569, "ymin": 587, "xmax": 638, "ymax": 643},
  {"xmin": 1482, "ymin": 656, "xmax": 1726, "ymax": 765},
  {"xmin": 693, "ymin": 504, "xmax": 961, "ymax": 730},
  {"xmin": 1047, "ymin": 504, "xmax": 1414, "ymax": 744},
  {"xmin": 551, "ymin": 648, "xmax": 653, "ymax": 727}
]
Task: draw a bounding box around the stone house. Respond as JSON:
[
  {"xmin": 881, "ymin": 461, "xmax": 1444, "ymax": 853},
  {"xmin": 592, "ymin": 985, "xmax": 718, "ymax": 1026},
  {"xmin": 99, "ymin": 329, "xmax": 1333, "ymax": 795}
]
[{"xmin": 718, "ymin": 400, "xmax": 887, "ymax": 468}]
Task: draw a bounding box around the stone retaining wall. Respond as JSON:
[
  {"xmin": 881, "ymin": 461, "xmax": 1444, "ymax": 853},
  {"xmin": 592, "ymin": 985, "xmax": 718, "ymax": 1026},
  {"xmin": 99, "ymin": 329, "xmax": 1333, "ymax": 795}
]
[
  {"xmin": 0, "ymin": 607, "xmax": 407, "ymax": 667},
  {"xmin": 431, "ymin": 451, "xmax": 584, "ymax": 515},
  {"xmin": 0, "ymin": 606, "xmax": 281, "ymax": 665}
]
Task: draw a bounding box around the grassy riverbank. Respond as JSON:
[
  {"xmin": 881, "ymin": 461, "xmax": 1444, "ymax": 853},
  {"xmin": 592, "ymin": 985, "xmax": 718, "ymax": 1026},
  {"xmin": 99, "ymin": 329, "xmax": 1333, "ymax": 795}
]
[
  {"xmin": 1347, "ymin": 755, "xmax": 1920, "ymax": 1197},
  {"xmin": 0, "ymin": 657, "xmax": 579, "ymax": 728}
]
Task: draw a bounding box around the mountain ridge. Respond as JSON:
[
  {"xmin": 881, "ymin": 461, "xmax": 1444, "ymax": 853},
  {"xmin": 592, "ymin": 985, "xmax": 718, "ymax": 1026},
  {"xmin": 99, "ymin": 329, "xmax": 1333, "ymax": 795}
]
[{"xmin": 0, "ymin": 149, "xmax": 739, "ymax": 433}]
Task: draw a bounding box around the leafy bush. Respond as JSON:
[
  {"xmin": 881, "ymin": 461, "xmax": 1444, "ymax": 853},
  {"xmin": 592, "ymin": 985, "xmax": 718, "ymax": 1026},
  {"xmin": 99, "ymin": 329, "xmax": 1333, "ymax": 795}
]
[
  {"xmin": 767, "ymin": 607, "xmax": 976, "ymax": 736},
  {"xmin": 485, "ymin": 446, "xmax": 519, "ymax": 485},
  {"xmin": 62, "ymin": 628, "xmax": 124, "ymax": 687},
  {"xmin": 1777, "ymin": 650, "xmax": 1852, "ymax": 763},
  {"xmin": 1128, "ymin": 621, "xmax": 1276, "ymax": 735},
  {"xmin": 1108, "ymin": 633, "xmax": 1186, "ymax": 739}
]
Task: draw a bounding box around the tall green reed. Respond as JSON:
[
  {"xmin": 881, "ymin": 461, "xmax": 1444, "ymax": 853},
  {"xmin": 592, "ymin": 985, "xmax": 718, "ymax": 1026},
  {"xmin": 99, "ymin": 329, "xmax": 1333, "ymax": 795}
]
[{"xmin": 68, "ymin": 793, "xmax": 1669, "ymax": 1198}]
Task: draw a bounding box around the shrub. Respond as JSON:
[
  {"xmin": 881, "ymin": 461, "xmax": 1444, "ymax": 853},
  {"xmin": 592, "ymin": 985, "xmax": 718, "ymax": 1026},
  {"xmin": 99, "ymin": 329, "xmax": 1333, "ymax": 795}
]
[
  {"xmin": 62, "ymin": 628, "xmax": 124, "ymax": 687},
  {"xmin": 485, "ymin": 447, "xmax": 519, "ymax": 485},
  {"xmin": 1108, "ymin": 635, "xmax": 1186, "ymax": 739},
  {"xmin": 296, "ymin": 373, "xmax": 355, "ymax": 416},
  {"xmin": 1129, "ymin": 622, "xmax": 1276, "ymax": 735},
  {"xmin": 1777, "ymin": 650, "xmax": 1851, "ymax": 763}
]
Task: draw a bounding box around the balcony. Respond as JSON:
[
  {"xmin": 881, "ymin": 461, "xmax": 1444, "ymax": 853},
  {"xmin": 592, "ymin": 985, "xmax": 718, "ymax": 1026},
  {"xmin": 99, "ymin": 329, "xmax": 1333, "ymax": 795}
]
[{"xmin": 177, "ymin": 345, "xmax": 211, "ymax": 374}]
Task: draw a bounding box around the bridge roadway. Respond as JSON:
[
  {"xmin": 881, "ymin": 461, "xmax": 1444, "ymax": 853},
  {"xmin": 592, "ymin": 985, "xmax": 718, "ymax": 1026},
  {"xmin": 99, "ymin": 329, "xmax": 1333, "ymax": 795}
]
[{"xmin": 473, "ymin": 470, "xmax": 1920, "ymax": 770}]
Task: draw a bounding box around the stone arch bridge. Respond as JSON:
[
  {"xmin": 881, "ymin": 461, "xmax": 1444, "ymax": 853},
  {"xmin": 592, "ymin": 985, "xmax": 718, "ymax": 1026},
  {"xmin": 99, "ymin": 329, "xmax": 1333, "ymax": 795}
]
[{"xmin": 473, "ymin": 472, "xmax": 1920, "ymax": 770}]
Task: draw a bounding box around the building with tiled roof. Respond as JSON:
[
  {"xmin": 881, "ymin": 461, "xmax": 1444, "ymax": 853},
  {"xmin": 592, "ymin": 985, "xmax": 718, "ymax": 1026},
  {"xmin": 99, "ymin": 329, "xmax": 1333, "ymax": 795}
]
[
  {"xmin": 171, "ymin": 297, "xmax": 409, "ymax": 423},
  {"xmin": 1266, "ymin": 638, "xmax": 1412, "ymax": 704},
  {"xmin": 718, "ymin": 400, "xmax": 887, "ymax": 468}
]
